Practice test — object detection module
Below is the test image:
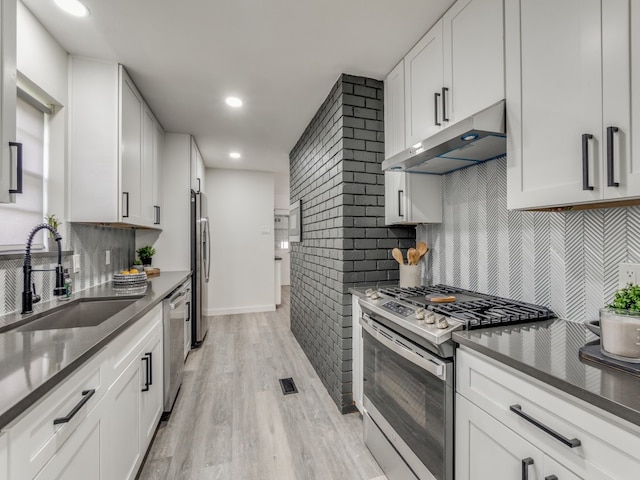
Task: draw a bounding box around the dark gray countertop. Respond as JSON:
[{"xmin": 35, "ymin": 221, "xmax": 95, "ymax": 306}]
[
  {"xmin": 453, "ymin": 318, "xmax": 640, "ymax": 427},
  {"xmin": 0, "ymin": 271, "xmax": 191, "ymax": 430}
]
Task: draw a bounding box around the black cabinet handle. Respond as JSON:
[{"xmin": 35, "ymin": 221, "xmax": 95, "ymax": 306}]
[
  {"xmin": 521, "ymin": 457, "xmax": 534, "ymax": 480},
  {"xmin": 122, "ymin": 192, "xmax": 130, "ymax": 217},
  {"xmin": 581, "ymin": 134, "xmax": 594, "ymax": 191},
  {"xmin": 146, "ymin": 352, "xmax": 153, "ymax": 385},
  {"xmin": 434, "ymin": 92, "xmax": 441, "ymax": 126},
  {"xmin": 510, "ymin": 404, "xmax": 581, "ymax": 448},
  {"xmin": 53, "ymin": 389, "xmax": 95, "ymax": 425},
  {"xmin": 197, "ymin": 177, "xmax": 201, "ymax": 193},
  {"xmin": 545, "ymin": 476, "xmax": 558, "ymax": 480},
  {"xmin": 9, "ymin": 142, "xmax": 23, "ymax": 194},
  {"xmin": 607, "ymin": 126, "xmax": 620, "ymax": 187},
  {"xmin": 141, "ymin": 355, "xmax": 150, "ymax": 392},
  {"xmin": 397, "ymin": 190, "xmax": 404, "ymax": 217},
  {"xmin": 186, "ymin": 301, "xmax": 191, "ymax": 322},
  {"xmin": 154, "ymin": 205, "xmax": 161, "ymax": 225},
  {"xmin": 442, "ymin": 87, "xmax": 449, "ymax": 122}
]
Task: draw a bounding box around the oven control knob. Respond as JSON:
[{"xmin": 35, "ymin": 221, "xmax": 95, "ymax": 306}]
[
  {"xmin": 436, "ymin": 315, "xmax": 449, "ymax": 329},
  {"xmin": 370, "ymin": 291, "xmax": 380, "ymax": 300},
  {"xmin": 425, "ymin": 311, "xmax": 436, "ymax": 324},
  {"xmin": 415, "ymin": 308, "xmax": 426, "ymax": 321},
  {"xmin": 365, "ymin": 288, "xmax": 374, "ymax": 297}
]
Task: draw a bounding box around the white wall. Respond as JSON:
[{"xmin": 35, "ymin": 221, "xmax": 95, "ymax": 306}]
[
  {"xmin": 16, "ymin": 2, "xmax": 68, "ymax": 232},
  {"xmin": 207, "ymin": 168, "xmax": 275, "ymax": 314}
]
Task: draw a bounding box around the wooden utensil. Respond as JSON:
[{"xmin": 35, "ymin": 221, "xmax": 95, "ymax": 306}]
[
  {"xmin": 392, "ymin": 247, "xmax": 404, "ymax": 265},
  {"xmin": 428, "ymin": 295, "xmax": 456, "ymax": 303},
  {"xmin": 416, "ymin": 241, "xmax": 429, "ymax": 260},
  {"xmin": 407, "ymin": 248, "xmax": 419, "ymax": 265}
]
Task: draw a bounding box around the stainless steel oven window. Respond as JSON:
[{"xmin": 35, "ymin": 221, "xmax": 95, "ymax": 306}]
[{"xmin": 363, "ymin": 328, "xmax": 453, "ymax": 480}]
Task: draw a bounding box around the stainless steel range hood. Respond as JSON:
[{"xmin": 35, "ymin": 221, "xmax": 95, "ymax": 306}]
[{"xmin": 382, "ymin": 100, "xmax": 506, "ymax": 174}]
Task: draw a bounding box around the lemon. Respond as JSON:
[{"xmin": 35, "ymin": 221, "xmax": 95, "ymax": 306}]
[
  {"xmin": 120, "ymin": 270, "xmax": 129, "ymax": 275},
  {"xmin": 129, "ymin": 268, "xmax": 139, "ymax": 274}
]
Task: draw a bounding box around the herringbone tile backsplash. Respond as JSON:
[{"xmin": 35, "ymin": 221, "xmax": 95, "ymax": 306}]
[
  {"xmin": 0, "ymin": 224, "xmax": 135, "ymax": 315},
  {"xmin": 417, "ymin": 156, "xmax": 640, "ymax": 322}
]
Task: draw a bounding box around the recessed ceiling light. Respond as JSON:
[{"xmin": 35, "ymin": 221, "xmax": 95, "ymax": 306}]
[
  {"xmin": 54, "ymin": 0, "xmax": 89, "ymax": 17},
  {"xmin": 229, "ymin": 152, "xmax": 241, "ymax": 159},
  {"xmin": 225, "ymin": 97, "xmax": 243, "ymax": 108}
]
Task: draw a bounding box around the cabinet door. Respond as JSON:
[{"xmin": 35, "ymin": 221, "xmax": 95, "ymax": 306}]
[
  {"xmin": 184, "ymin": 306, "xmax": 191, "ymax": 359},
  {"xmin": 602, "ymin": 1, "xmax": 639, "ymax": 200},
  {"xmin": 153, "ymin": 121, "xmax": 164, "ymax": 227},
  {"xmin": 404, "ymin": 21, "xmax": 444, "ymax": 146},
  {"xmin": 120, "ymin": 71, "xmax": 144, "ymax": 224},
  {"xmin": 442, "ymin": 0, "xmax": 504, "ymax": 125},
  {"xmin": 140, "ymin": 331, "xmax": 163, "ymax": 451},
  {"xmin": 384, "ymin": 171, "xmax": 407, "ymax": 224},
  {"xmin": 384, "ymin": 60, "xmax": 405, "ymax": 159},
  {"xmin": 33, "ymin": 399, "xmax": 106, "ymax": 480},
  {"xmin": 0, "ymin": 431, "xmax": 7, "ymax": 480},
  {"xmin": 351, "ymin": 296, "xmax": 363, "ymax": 412},
  {"xmin": 108, "ymin": 356, "xmax": 141, "ymax": 480},
  {"xmin": 506, "ymin": 0, "xmax": 602, "ymax": 209},
  {"xmin": 456, "ymin": 394, "xmax": 544, "ymax": 480},
  {"xmin": 190, "ymin": 136, "xmax": 199, "ymax": 192},
  {"xmin": 0, "ymin": 0, "xmax": 16, "ymax": 204},
  {"xmin": 141, "ymin": 107, "xmax": 155, "ymax": 225}
]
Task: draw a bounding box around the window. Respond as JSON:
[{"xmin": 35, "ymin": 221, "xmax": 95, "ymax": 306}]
[{"xmin": 0, "ymin": 96, "xmax": 46, "ymax": 250}]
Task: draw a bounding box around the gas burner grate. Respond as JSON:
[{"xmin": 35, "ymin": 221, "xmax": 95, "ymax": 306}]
[{"xmin": 377, "ymin": 284, "xmax": 555, "ymax": 329}]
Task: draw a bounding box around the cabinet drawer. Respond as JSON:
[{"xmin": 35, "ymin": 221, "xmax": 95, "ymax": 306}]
[
  {"xmin": 456, "ymin": 347, "xmax": 640, "ymax": 480},
  {"xmin": 8, "ymin": 353, "xmax": 105, "ymax": 480},
  {"xmin": 105, "ymin": 303, "xmax": 162, "ymax": 384}
]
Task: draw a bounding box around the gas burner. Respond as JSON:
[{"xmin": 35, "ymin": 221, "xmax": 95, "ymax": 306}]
[{"xmin": 376, "ymin": 284, "xmax": 554, "ymax": 330}]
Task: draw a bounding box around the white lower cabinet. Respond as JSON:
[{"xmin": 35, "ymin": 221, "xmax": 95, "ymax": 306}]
[
  {"xmin": 0, "ymin": 431, "xmax": 8, "ymax": 480},
  {"xmin": 351, "ymin": 295, "xmax": 363, "ymax": 412},
  {"xmin": 106, "ymin": 303, "xmax": 163, "ymax": 480},
  {"xmin": 6, "ymin": 303, "xmax": 164, "ymax": 480},
  {"xmin": 456, "ymin": 347, "xmax": 635, "ymax": 480},
  {"xmin": 33, "ymin": 396, "xmax": 106, "ymax": 480},
  {"xmin": 108, "ymin": 355, "xmax": 143, "ymax": 480}
]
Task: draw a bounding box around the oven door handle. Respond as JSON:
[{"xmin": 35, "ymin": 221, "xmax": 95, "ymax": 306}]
[{"xmin": 360, "ymin": 316, "xmax": 447, "ymax": 380}]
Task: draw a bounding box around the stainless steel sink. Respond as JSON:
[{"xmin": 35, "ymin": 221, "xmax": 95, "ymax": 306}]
[{"xmin": 15, "ymin": 297, "xmax": 141, "ymax": 332}]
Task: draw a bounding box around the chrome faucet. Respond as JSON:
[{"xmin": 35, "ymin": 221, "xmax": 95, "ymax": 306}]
[{"xmin": 22, "ymin": 223, "xmax": 66, "ymax": 314}]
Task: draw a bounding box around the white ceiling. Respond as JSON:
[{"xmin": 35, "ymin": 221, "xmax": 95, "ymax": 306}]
[{"xmin": 22, "ymin": 0, "xmax": 455, "ymax": 188}]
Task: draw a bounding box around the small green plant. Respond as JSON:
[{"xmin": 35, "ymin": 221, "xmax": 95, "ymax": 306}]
[
  {"xmin": 136, "ymin": 246, "xmax": 156, "ymax": 263},
  {"xmin": 608, "ymin": 283, "xmax": 640, "ymax": 312},
  {"xmin": 133, "ymin": 258, "xmax": 143, "ymax": 266},
  {"xmin": 44, "ymin": 214, "xmax": 61, "ymax": 237}
]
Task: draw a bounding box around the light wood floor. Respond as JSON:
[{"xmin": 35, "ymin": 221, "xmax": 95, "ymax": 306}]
[{"xmin": 138, "ymin": 286, "xmax": 386, "ymax": 480}]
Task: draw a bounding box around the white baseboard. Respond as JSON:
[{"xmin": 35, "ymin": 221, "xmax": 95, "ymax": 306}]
[{"xmin": 206, "ymin": 304, "xmax": 276, "ymax": 315}]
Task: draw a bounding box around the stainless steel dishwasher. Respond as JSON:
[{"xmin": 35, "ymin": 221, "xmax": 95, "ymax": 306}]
[{"xmin": 162, "ymin": 279, "xmax": 190, "ymax": 414}]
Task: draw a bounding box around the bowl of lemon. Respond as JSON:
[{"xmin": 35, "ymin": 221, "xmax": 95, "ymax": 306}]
[{"xmin": 113, "ymin": 268, "xmax": 148, "ymax": 287}]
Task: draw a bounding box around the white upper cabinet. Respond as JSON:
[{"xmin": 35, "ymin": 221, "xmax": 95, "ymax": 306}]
[
  {"xmin": 442, "ymin": 0, "xmax": 504, "ymax": 126},
  {"xmin": 0, "ymin": 0, "xmax": 17, "ymax": 204},
  {"xmin": 385, "ymin": 171, "xmax": 442, "ymax": 224},
  {"xmin": 190, "ymin": 136, "xmax": 204, "ymax": 193},
  {"xmin": 404, "ymin": 21, "xmax": 444, "ymax": 147},
  {"xmin": 384, "ymin": 60, "xmax": 405, "ymax": 159},
  {"xmin": 397, "ymin": 0, "xmax": 504, "ymax": 153},
  {"xmin": 506, "ymin": 0, "xmax": 639, "ymax": 209},
  {"xmin": 68, "ymin": 58, "xmax": 163, "ymax": 228}
]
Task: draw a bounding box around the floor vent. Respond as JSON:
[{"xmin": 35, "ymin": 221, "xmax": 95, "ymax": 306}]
[{"xmin": 279, "ymin": 377, "xmax": 298, "ymax": 395}]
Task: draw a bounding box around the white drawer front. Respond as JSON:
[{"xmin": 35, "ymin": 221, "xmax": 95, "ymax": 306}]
[
  {"xmin": 8, "ymin": 353, "xmax": 104, "ymax": 480},
  {"xmin": 456, "ymin": 347, "xmax": 640, "ymax": 480}
]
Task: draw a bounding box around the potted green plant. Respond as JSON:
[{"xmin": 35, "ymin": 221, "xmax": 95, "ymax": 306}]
[
  {"xmin": 136, "ymin": 245, "xmax": 156, "ymax": 266},
  {"xmin": 600, "ymin": 283, "xmax": 640, "ymax": 362},
  {"xmin": 132, "ymin": 258, "xmax": 143, "ymax": 271},
  {"xmin": 44, "ymin": 214, "xmax": 61, "ymax": 251}
]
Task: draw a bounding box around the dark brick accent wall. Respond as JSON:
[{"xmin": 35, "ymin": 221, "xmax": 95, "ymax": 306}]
[{"xmin": 289, "ymin": 74, "xmax": 415, "ymax": 413}]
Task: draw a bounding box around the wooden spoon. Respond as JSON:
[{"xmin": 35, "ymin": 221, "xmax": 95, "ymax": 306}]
[
  {"xmin": 392, "ymin": 247, "xmax": 404, "ymax": 265},
  {"xmin": 416, "ymin": 241, "xmax": 429, "ymax": 260},
  {"xmin": 407, "ymin": 248, "xmax": 419, "ymax": 265}
]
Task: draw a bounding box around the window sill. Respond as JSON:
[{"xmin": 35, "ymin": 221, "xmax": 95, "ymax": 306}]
[{"xmin": 0, "ymin": 250, "xmax": 74, "ymax": 261}]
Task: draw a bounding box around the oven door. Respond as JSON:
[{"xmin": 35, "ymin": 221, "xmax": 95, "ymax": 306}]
[{"xmin": 361, "ymin": 313, "xmax": 453, "ymax": 480}]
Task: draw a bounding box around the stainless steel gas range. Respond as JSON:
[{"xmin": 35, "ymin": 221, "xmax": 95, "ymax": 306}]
[{"xmin": 357, "ymin": 284, "xmax": 554, "ymax": 480}]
